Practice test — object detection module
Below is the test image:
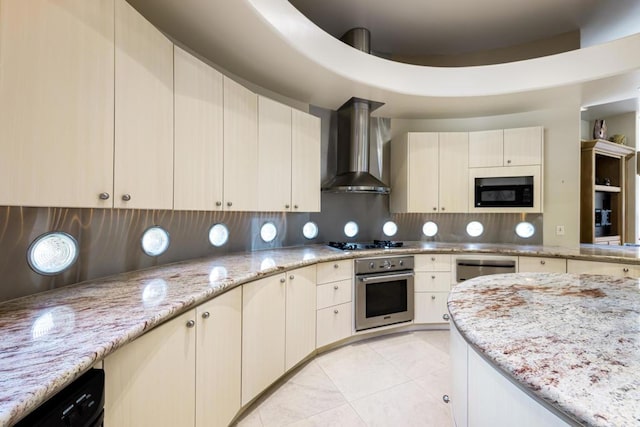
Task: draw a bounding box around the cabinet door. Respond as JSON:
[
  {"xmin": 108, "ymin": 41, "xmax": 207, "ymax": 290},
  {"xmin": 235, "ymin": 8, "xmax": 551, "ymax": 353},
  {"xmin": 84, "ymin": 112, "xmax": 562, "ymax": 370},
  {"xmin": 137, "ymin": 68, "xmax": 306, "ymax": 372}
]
[
  {"xmin": 409, "ymin": 133, "xmax": 440, "ymax": 212},
  {"xmin": 114, "ymin": 0, "xmax": 174, "ymax": 209},
  {"xmin": 439, "ymin": 132, "xmax": 469, "ymax": 212},
  {"xmin": 223, "ymin": 77, "xmax": 258, "ymax": 211},
  {"xmin": 258, "ymin": 97, "xmax": 292, "ymax": 211},
  {"xmin": 468, "ymin": 130, "xmax": 503, "ymax": 168},
  {"xmin": 567, "ymin": 260, "xmax": 640, "ymax": 278},
  {"xmin": 196, "ymin": 287, "xmax": 242, "ymax": 427},
  {"xmin": 317, "ymin": 279, "xmax": 352, "ymax": 309},
  {"xmin": 414, "ymin": 292, "xmax": 449, "ymax": 324},
  {"xmin": 317, "ymin": 260, "xmax": 353, "ymax": 284},
  {"xmin": 104, "ymin": 310, "xmax": 196, "ymax": 427},
  {"xmin": 0, "ymin": 0, "xmax": 114, "ymax": 208},
  {"xmin": 291, "ymin": 109, "xmax": 321, "ymax": 212},
  {"xmin": 518, "ymin": 257, "xmax": 566, "ymax": 273},
  {"xmin": 414, "ymin": 254, "xmax": 452, "ymax": 272},
  {"xmin": 174, "ymin": 46, "xmax": 224, "ymax": 211},
  {"xmin": 285, "ymin": 265, "xmax": 317, "ymax": 370},
  {"xmin": 414, "ymin": 272, "xmax": 451, "ymax": 292},
  {"xmin": 316, "ymin": 302, "xmax": 352, "ymax": 348},
  {"xmin": 504, "ymin": 126, "xmax": 543, "ymax": 166},
  {"xmin": 450, "ymin": 326, "xmax": 468, "ymax": 427},
  {"xmin": 242, "ymin": 274, "xmax": 286, "ymax": 405}
]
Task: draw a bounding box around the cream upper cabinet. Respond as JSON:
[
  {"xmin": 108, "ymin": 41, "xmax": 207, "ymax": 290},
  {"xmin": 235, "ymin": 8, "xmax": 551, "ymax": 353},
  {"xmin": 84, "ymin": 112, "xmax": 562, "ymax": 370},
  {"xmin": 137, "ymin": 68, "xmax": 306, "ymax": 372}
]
[
  {"xmin": 0, "ymin": 0, "xmax": 114, "ymax": 208},
  {"xmin": 391, "ymin": 132, "xmax": 467, "ymax": 213},
  {"xmin": 291, "ymin": 109, "xmax": 322, "ymax": 212},
  {"xmin": 114, "ymin": 0, "xmax": 174, "ymax": 209},
  {"xmin": 258, "ymin": 97, "xmax": 292, "ymax": 211},
  {"xmin": 469, "ymin": 126, "xmax": 542, "ymax": 168},
  {"xmin": 390, "ymin": 132, "xmax": 439, "ymax": 213},
  {"xmin": 504, "ymin": 126, "xmax": 543, "ymax": 166},
  {"xmin": 105, "ymin": 310, "xmax": 196, "ymax": 427},
  {"xmin": 468, "ymin": 130, "xmax": 503, "ymax": 168},
  {"xmin": 224, "ymin": 76, "xmax": 258, "ymax": 211},
  {"xmin": 285, "ymin": 265, "xmax": 317, "ymax": 370},
  {"xmin": 174, "ymin": 46, "xmax": 224, "ymax": 211},
  {"xmin": 242, "ymin": 273, "xmax": 286, "ymax": 405},
  {"xmin": 196, "ymin": 287, "xmax": 242, "ymax": 427},
  {"xmin": 439, "ymin": 132, "xmax": 469, "ymax": 213}
]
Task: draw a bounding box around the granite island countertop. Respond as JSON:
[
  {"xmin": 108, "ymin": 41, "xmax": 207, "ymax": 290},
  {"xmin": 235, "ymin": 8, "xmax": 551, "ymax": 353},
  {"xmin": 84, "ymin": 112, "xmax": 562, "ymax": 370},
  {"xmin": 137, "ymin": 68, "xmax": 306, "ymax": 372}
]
[
  {"xmin": 3, "ymin": 242, "xmax": 640, "ymax": 426},
  {"xmin": 448, "ymin": 272, "xmax": 640, "ymax": 426}
]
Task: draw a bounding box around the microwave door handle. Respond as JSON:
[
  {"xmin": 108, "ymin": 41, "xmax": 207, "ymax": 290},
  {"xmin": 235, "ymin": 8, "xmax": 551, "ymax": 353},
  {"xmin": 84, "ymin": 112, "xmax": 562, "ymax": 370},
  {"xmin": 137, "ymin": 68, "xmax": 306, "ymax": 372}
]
[{"xmin": 359, "ymin": 272, "xmax": 414, "ymax": 283}]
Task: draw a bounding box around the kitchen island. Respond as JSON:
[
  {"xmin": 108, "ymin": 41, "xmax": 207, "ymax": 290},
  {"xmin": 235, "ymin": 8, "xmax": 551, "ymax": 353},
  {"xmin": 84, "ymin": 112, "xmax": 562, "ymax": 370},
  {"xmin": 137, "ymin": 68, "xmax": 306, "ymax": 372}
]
[
  {"xmin": 3, "ymin": 243, "xmax": 640, "ymax": 425},
  {"xmin": 448, "ymin": 272, "xmax": 640, "ymax": 426}
]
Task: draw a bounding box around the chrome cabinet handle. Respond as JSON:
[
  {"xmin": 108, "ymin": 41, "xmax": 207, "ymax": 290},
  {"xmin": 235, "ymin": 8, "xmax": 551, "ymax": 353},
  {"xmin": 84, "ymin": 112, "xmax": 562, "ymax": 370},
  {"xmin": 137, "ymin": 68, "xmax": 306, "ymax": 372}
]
[
  {"xmin": 121, "ymin": 194, "xmax": 131, "ymax": 201},
  {"xmin": 442, "ymin": 395, "xmax": 450, "ymax": 403},
  {"xmin": 431, "ymin": 257, "xmax": 436, "ymax": 261},
  {"xmin": 289, "ymin": 275, "xmax": 294, "ymax": 280},
  {"xmin": 442, "ymin": 313, "xmax": 450, "ymax": 321},
  {"xmin": 227, "ymin": 202, "xmax": 232, "ymax": 207},
  {"xmin": 431, "ymin": 275, "xmax": 436, "ymax": 279},
  {"xmin": 433, "ymin": 207, "xmax": 437, "ymax": 211},
  {"xmin": 431, "ymin": 295, "xmax": 436, "ymax": 300},
  {"xmin": 99, "ymin": 192, "xmax": 110, "ymax": 200},
  {"xmin": 623, "ymin": 267, "xmax": 630, "ymax": 273},
  {"xmin": 540, "ymin": 260, "xmax": 546, "ymax": 265},
  {"xmin": 201, "ymin": 312, "xmax": 210, "ymax": 319},
  {"xmin": 215, "ymin": 201, "xmax": 222, "ymax": 207},
  {"xmin": 280, "ymin": 277, "xmax": 286, "ymax": 283},
  {"xmin": 186, "ymin": 320, "xmax": 195, "ymax": 328},
  {"xmin": 441, "ymin": 207, "xmax": 445, "ymax": 211},
  {"xmin": 334, "ymin": 285, "xmax": 339, "ymax": 290},
  {"xmin": 285, "ymin": 204, "xmax": 290, "ymax": 209},
  {"xmin": 507, "ymin": 159, "xmax": 512, "ymax": 164},
  {"xmin": 334, "ymin": 309, "xmax": 339, "ymax": 314},
  {"xmin": 294, "ymin": 205, "xmax": 299, "ymax": 209},
  {"xmin": 334, "ymin": 264, "xmax": 339, "ymax": 269}
]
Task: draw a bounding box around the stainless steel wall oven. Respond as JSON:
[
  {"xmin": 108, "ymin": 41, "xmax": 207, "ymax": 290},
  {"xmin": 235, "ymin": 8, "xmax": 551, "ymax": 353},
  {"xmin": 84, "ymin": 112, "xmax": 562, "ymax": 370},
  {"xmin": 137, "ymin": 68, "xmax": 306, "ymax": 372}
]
[{"xmin": 355, "ymin": 255, "xmax": 414, "ymax": 331}]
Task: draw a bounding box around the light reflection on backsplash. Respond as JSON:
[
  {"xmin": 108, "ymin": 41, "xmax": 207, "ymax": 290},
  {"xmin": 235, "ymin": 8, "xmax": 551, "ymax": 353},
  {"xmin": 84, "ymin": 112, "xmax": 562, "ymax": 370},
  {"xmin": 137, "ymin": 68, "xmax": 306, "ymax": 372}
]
[{"xmin": 0, "ymin": 202, "xmax": 541, "ymax": 303}]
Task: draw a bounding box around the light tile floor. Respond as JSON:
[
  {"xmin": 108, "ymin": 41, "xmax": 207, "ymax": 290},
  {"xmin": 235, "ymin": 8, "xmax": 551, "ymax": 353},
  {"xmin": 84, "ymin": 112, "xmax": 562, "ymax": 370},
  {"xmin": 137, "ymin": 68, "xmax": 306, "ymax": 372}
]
[{"xmin": 235, "ymin": 330, "xmax": 453, "ymax": 427}]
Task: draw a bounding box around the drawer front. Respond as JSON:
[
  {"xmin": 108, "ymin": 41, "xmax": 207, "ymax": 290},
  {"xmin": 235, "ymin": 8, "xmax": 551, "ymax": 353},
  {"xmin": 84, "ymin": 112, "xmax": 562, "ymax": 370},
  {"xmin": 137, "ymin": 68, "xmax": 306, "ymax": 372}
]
[
  {"xmin": 316, "ymin": 302, "xmax": 352, "ymax": 348},
  {"xmin": 414, "ymin": 292, "xmax": 450, "ymax": 324},
  {"xmin": 518, "ymin": 257, "xmax": 566, "ymax": 273},
  {"xmin": 316, "ymin": 279, "xmax": 352, "ymax": 310},
  {"xmin": 317, "ymin": 260, "xmax": 353, "ymax": 284},
  {"xmin": 414, "ymin": 254, "xmax": 451, "ymax": 272},
  {"xmin": 567, "ymin": 260, "xmax": 640, "ymax": 278},
  {"xmin": 415, "ymin": 272, "xmax": 451, "ymax": 292}
]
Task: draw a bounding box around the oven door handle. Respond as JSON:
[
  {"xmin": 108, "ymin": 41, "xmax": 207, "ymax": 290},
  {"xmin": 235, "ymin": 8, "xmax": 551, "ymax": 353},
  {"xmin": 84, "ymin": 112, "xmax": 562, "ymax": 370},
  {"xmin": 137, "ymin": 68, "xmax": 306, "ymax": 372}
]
[{"xmin": 358, "ymin": 272, "xmax": 414, "ymax": 283}]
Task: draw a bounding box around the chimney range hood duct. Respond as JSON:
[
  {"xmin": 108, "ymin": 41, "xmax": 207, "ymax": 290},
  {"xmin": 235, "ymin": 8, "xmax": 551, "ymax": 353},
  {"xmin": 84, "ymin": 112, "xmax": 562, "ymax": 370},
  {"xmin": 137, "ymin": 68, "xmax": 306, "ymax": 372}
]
[{"xmin": 322, "ymin": 28, "xmax": 390, "ymax": 195}]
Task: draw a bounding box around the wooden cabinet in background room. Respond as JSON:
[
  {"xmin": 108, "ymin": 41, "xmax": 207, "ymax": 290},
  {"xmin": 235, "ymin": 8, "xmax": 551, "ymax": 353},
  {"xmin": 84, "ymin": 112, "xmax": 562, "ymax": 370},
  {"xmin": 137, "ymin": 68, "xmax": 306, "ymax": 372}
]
[
  {"xmin": 390, "ymin": 132, "xmax": 468, "ymax": 213},
  {"xmin": 174, "ymin": 46, "xmax": 224, "ymax": 211},
  {"xmin": 580, "ymin": 139, "xmax": 634, "ymax": 245},
  {"xmin": 0, "ymin": 0, "xmax": 115, "ymax": 208},
  {"xmin": 224, "ymin": 76, "xmax": 258, "ymax": 211},
  {"xmin": 114, "ymin": 0, "xmax": 174, "ymax": 209},
  {"xmin": 469, "ymin": 127, "xmax": 542, "ymax": 168}
]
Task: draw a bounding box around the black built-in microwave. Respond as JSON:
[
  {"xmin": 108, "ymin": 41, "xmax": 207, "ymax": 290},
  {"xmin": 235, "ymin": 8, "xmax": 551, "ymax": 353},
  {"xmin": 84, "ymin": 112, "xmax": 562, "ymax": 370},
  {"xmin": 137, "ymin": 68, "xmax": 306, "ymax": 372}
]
[{"xmin": 474, "ymin": 176, "xmax": 534, "ymax": 208}]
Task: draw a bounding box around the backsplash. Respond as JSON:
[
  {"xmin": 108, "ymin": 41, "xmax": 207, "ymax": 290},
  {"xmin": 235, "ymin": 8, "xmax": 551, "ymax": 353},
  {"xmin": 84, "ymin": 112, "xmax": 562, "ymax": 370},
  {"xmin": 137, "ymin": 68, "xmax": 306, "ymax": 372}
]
[{"xmin": 0, "ymin": 203, "xmax": 541, "ymax": 302}]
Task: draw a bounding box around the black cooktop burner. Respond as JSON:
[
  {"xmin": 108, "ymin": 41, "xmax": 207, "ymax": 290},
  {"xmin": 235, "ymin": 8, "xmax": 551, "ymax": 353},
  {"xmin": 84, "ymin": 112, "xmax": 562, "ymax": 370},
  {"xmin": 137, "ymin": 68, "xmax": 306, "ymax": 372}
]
[{"xmin": 328, "ymin": 240, "xmax": 404, "ymax": 251}]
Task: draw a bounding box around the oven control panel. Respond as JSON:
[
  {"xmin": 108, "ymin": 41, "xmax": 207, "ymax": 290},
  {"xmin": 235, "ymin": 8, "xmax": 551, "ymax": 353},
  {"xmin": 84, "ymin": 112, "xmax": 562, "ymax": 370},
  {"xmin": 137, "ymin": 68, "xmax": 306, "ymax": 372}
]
[{"xmin": 355, "ymin": 255, "xmax": 414, "ymax": 274}]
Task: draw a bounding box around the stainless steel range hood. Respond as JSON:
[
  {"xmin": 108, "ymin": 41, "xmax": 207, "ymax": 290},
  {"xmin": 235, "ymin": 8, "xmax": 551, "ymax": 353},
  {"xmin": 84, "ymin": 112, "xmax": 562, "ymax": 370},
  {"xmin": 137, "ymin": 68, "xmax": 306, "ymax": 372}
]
[{"xmin": 322, "ymin": 28, "xmax": 390, "ymax": 194}]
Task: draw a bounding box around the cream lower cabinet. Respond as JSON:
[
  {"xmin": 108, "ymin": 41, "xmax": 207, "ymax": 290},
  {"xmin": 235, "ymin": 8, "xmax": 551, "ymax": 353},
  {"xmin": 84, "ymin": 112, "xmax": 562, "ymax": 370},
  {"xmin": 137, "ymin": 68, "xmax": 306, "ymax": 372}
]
[
  {"xmin": 567, "ymin": 260, "xmax": 640, "ymax": 278},
  {"xmin": 414, "ymin": 255, "xmax": 452, "ymax": 324},
  {"xmin": 316, "ymin": 261, "xmax": 353, "ymax": 347},
  {"xmin": 104, "ymin": 310, "xmax": 196, "ymax": 427},
  {"xmin": 390, "ymin": 132, "xmax": 468, "ymax": 213},
  {"xmin": 242, "ymin": 266, "xmax": 316, "ymax": 405},
  {"xmin": 518, "ymin": 256, "xmax": 567, "ymax": 273},
  {"xmin": 0, "ymin": 0, "xmax": 114, "ymax": 208},
  {"xmin": 114, "ymin": 0, "xmax": 174, "ymax": 209},
  {"xmin": 196, "ymin": 287, "xmax": 242, "ymax": 427}
]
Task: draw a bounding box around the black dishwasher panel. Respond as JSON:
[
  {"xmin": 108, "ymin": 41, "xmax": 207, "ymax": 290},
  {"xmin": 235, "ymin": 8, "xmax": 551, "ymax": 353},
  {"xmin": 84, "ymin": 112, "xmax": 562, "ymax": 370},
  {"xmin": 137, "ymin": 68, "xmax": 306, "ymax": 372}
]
[{"xmin": 15, "ymin": 368, "xmax": 104, "ymax": 427}]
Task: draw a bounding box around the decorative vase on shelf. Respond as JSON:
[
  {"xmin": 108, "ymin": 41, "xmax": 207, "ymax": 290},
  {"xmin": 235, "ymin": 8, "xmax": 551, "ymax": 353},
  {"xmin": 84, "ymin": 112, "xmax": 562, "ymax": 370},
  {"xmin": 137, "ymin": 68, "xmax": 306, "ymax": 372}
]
[{"xmin": 593, "ymin": 119, "xmax": 607, "ymax": 140}]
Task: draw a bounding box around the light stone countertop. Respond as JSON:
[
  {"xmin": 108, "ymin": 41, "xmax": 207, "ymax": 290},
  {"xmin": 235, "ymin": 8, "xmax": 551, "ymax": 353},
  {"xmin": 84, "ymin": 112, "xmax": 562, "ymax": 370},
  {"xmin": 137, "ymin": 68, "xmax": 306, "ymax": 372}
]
[
  {"xmin": 448, "ymin": 272, "xmax": 640, "ymax": 426},
  {"xmin": 2, "ymin": 242, "xmax": 640, "ymax": 426}
]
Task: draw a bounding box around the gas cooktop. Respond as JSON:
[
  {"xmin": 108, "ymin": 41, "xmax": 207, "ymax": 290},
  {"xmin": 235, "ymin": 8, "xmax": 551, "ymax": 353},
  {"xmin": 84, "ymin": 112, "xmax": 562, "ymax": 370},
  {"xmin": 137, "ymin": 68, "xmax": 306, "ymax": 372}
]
[{"xmin": 328, "ymin": 240, "xmax": 404, "ymax": 251}]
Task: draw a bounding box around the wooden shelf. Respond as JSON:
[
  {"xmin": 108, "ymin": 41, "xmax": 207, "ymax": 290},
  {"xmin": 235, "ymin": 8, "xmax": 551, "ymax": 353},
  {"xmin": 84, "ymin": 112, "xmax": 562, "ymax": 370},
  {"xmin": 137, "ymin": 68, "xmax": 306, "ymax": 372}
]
[{"xmin": 594, "ymin": 185, "xmax": 621, "ymax": 193}]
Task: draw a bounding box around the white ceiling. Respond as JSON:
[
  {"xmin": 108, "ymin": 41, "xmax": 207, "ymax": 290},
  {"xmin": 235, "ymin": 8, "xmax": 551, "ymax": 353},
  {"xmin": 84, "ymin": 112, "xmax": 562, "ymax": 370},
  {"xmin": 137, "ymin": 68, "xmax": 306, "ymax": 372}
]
[
  {"xmin": 288, "ymin": 0, "xmax": 601, "ymax": 55},
  {"xmin": 126, "ymin": 0, "xmax": 640, "ymax": 118}
]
